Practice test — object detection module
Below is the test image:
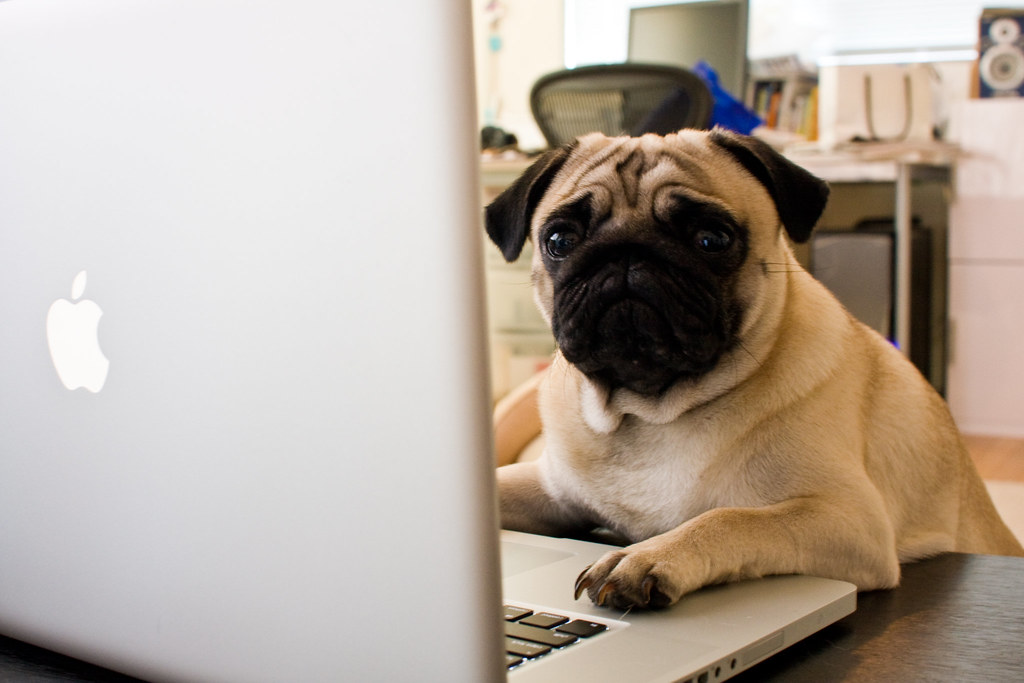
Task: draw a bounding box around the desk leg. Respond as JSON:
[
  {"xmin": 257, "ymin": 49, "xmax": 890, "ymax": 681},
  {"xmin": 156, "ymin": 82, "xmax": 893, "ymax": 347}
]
[{"xmin": 894, "ymin": 163, "xmax": 912, "ymax": 357}]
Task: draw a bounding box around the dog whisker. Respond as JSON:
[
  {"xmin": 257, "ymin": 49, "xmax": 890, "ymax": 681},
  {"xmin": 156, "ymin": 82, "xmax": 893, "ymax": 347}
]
[{"xmin": 735, "ymin": 340, "xmax": 762, "ymax": 371}]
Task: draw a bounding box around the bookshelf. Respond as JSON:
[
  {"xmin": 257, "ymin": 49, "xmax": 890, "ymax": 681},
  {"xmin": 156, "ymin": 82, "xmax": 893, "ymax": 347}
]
[{"xmin": 746, "ymin": 55, "xmax": 819, "ymax": 140}]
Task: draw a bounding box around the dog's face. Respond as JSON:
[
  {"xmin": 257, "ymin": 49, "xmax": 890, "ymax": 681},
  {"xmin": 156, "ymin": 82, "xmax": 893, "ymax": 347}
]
[{"xmin": 486, "ymin": 129, "xmax": 829, "ymax": 396}]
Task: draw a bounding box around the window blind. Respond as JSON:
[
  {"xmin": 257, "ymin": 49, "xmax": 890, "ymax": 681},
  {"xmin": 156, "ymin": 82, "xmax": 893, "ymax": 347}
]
[
  {"xmin": 819, "ymin": 0, "xmax": 1009, "ymax": 53},
  {"xmin": 565, "ymin": 0, "xmax": 1024, "ymax": 67}
]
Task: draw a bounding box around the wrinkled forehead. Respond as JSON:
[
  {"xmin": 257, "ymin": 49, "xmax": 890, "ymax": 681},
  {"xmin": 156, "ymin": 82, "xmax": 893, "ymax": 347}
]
[{"xmin": 534, "ymin": 131, "xmax": 771, "ymax": 230}]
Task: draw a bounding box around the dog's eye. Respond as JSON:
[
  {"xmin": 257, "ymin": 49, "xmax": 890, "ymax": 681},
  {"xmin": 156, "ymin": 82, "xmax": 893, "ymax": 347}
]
[
  {"xmin": 546, "ymin": 231, "xmax": 580, "ymax": 260},
  {"xmin": 694, "ymin": 228, "xmax": 733, "ymax": 254}
]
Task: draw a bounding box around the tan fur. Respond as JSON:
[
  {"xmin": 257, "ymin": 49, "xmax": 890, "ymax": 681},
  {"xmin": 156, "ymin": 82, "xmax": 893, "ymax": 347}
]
[{"xmin": 495, "ymin": 130, "xmax": 1023, "ymax": 610}]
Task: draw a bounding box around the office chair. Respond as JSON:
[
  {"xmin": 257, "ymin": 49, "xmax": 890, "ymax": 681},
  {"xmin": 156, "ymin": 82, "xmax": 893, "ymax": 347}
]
[{"xmin": 530, "ymin": 63, "xmax": 714, "ymax": 148}]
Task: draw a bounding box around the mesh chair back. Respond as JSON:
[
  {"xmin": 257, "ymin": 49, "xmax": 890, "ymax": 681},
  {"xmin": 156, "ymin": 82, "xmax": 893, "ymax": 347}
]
[{"xmin": 530, "ymin": 63, "xmax": 713, "ymax": 148}]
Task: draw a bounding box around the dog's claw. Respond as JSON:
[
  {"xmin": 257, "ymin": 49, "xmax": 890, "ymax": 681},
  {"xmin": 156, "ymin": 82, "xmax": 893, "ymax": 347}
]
[
  {"xmin": 575, "ymin": 561, "xmax": 671, "ymax": 610},
  {"xmin": 596, "ymin": 581, "xmax": 617, "ymax": 607},
  {"xmin": 574, "ymin": 566, "xmax": 593, "ymax": 600},
  {"xmin": 642, "ymin": 575, "xmax": 655, "ymax": 605},
  {"xmin": 641, "ymin": 575, "xmax": 671, "ymax": 609}
]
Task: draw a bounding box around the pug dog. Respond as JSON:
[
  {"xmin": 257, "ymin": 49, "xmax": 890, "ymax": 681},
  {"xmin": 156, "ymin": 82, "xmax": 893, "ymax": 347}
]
[{"xmin": 484, "ymin": 128, "xmax": 1024, "ymax": 611}]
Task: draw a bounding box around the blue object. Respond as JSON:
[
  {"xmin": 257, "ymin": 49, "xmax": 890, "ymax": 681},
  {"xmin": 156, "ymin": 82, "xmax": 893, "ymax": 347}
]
[{"xmin": 694, "ymin": 60, "xmax": 762, "ymax": 135}]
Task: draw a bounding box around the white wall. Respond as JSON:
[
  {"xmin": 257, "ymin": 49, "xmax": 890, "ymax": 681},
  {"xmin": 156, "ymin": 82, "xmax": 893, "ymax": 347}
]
[
  {"xmin": 472, "ymin": 0, "xmax": 564, "ymax": 151},
  {"xmin": 565, "ymin": 0, "xmax": 1001, "ymax": 67},
  {"xmin": 946, "ymin": 100, "xmax": 1024, "ymax": 437}
]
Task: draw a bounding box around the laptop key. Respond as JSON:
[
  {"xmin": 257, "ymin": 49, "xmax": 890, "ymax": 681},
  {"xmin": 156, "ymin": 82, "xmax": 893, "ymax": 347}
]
[
  {"xmin": 506, "ymin": 622, "xmax": 578, "ymax": 648},
  {"xmin": 519, "ymin": 611, "xmax": 570, "ymax": 629},
  {"xmin": 506, "ymin": 637, "xmax": 551, "ymax": 659},
  {"xmin": 557, "ymin": 619, "xmax": 608, "ymax": 638},
  {"xmin": 503, "ymin": 605, "xmax": 610, "ymax": 669},
  {"xmin": 503, "ymin": 605, "xmax": 533, "ymax": 621}
]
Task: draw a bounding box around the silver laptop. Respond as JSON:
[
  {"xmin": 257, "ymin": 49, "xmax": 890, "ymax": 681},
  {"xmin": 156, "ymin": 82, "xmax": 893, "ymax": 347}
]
[{"xmin": 0, "ymin": 2, "xmax": 854, "ymax": 682}]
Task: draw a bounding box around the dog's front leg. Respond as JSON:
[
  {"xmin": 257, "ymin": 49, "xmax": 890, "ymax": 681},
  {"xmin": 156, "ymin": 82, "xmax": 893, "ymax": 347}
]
[
  {"xmin": 498, "ymin": 461, "xmax": 591, "ymax": 537},
  {"xmin": 575, "ymin": 496, "xmax": 901, "ymax": 610}
]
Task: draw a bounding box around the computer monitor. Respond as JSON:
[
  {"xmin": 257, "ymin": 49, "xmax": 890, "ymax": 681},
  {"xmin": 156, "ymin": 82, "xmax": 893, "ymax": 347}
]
[{"xmin": 628, "ymin": 1, "xmax": 749, "ymax": 97}]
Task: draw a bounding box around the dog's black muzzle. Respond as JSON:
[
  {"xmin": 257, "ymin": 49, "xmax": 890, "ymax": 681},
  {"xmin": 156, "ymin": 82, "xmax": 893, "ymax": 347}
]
[{"xmin": 551, "ymin": 244, "xmax": 733, "ymax": 396}]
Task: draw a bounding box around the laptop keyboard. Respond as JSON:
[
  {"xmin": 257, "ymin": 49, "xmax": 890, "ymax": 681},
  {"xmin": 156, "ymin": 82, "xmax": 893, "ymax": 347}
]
[{"xmin": 504, "ymin": 604, "xmax": 608, "ymax": 670}]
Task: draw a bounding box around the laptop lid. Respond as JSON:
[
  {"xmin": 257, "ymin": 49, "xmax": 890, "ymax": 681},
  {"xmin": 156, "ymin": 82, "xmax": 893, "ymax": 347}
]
[{"xmin": 0, "ymin": 1, "xmax": 505, "ymax": 681}]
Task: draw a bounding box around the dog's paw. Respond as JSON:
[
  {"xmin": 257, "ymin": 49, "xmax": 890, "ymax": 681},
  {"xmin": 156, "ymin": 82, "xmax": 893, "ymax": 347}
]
[{"xmin": 573, "ymin": 543, "xmax": 690, "ymax": 611}]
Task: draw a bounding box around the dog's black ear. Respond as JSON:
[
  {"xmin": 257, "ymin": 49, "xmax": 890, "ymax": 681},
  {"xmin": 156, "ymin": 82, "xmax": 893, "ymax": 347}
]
[
  {"xmin": 710, "ymin": 128, "xmax": 829, "ymax": 244},
  {"xmin": 485, "ymin": 144, "xmax": 573, "ymax": 262}
]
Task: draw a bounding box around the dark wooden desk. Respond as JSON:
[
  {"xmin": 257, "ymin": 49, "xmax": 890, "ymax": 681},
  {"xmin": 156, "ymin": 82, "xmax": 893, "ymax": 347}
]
[
  {"xmin": 2, "ymin": 553, "xmax": 1022, "ymax": 681},
  {"xmin": 735, "ymin": 552, "xmax": 1024, "ymax": 681}
]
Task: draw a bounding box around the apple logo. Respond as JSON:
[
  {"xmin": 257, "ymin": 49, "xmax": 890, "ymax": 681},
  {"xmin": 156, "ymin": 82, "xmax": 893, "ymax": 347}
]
[{"xmin": 46, "ymin": 270, "xmax": 110, "ymax": 393}]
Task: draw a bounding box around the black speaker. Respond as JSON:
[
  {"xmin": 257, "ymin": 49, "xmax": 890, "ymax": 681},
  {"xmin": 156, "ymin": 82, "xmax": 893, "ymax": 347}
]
[{"xmin": 978, "ymin": 9, "xmax": 1024, "ymax": 97}]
